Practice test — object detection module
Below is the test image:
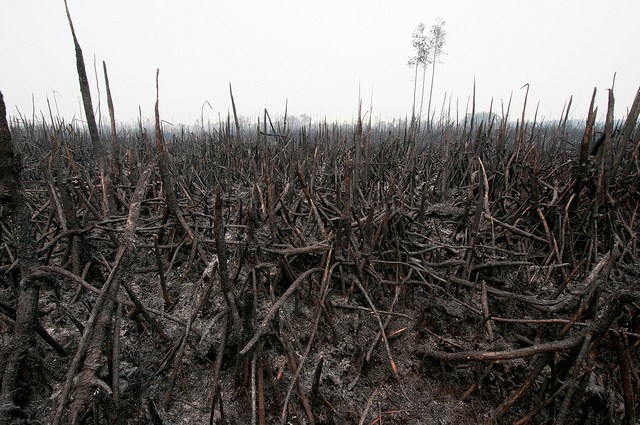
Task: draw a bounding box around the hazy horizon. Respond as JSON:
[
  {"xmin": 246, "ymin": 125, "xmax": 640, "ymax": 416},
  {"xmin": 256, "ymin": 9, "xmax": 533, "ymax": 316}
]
[{"xmin": 2, "ymin": 1, "xmax": 639, "ymax": 126}]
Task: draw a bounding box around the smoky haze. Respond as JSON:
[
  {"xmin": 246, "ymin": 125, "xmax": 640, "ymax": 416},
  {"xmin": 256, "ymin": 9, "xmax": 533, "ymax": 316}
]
[{"xmin": 1, "ymin": 0, "xmax": 638, "ymax": 125}]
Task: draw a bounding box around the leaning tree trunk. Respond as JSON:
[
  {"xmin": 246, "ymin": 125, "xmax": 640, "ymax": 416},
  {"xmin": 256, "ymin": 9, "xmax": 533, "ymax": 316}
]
[
  {"xmin": 0, "ymin": 92, "xmax": 42, "ymax": 421},
  {"xmin": 64, "ymin": 0, "xmax": 117, "ymax": 217},
  {"xmin": 52, "ymin": 158, "xmax": 158, "ymax": 425},
  {"xmin": 153, "ymin": 69, "xmax": 208, "ymax": 265}
]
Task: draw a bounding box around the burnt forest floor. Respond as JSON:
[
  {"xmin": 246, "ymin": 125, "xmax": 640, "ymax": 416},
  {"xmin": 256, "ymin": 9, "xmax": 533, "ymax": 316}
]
[{"xmin": 1, "ymin": 114, "xmax": 640, "ymax": 425}]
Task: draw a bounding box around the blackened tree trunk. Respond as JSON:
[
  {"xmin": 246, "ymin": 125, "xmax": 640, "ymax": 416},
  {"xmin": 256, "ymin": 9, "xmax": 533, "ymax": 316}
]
[
  {"xmin": 64, "ymin": 0, "xmax": 117, "ymax": 217},
  {"xmin": 0, "ymin": 91, "xmax": 42, "ymax": 420}
]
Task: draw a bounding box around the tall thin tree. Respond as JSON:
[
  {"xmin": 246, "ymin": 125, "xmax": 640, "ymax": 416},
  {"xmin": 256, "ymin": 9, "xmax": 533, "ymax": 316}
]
[
  {"xmin": 426, "ymin": 18, "xmax": 447, "ymax": 131},
  {"xmin": 408, "ymin": 23, "xmax": 429, "ymax": 126}
]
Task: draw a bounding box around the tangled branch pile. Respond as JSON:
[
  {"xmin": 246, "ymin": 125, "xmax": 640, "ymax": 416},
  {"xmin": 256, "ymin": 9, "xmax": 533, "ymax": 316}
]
[{"xmin": 1, "ymin": 80, "xmax": 639, "ymax": 425}]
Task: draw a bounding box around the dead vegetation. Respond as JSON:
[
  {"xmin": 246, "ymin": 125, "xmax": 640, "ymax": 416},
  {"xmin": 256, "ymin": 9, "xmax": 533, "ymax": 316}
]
[{"xmin": 1, "ymin": 7, "xmax": 640, "ymax": 425}]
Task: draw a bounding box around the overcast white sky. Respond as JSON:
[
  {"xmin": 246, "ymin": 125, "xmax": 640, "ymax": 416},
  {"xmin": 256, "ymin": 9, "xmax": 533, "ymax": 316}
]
[{"xmin": 1, "ymin": 1, "xmax": 638, "ymax": 126}]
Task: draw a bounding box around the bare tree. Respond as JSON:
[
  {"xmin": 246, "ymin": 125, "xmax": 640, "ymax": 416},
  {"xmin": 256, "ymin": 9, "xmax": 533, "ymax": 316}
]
[
  {"xmin": 426, "ymin": 18, "xmax": 447, "ymax": 131},
  {"xmin": 408, "ymin": 23, "xmax": 430, "ymax": 125}
]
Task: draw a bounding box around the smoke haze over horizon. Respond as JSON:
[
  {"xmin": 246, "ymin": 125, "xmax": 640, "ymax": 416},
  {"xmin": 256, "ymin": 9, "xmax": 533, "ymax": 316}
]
[{"xmin": 2, "ymin": 1, "xmax": 639, "ymax": 126}]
